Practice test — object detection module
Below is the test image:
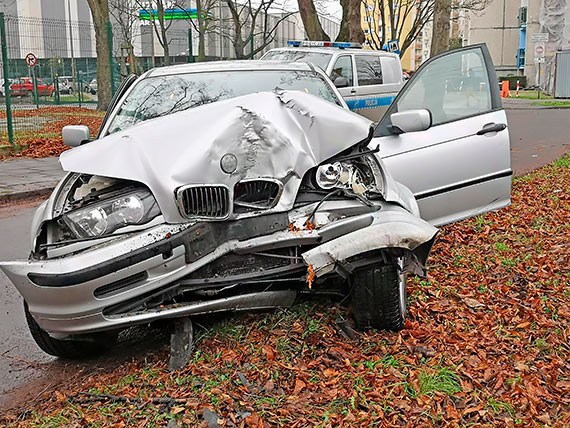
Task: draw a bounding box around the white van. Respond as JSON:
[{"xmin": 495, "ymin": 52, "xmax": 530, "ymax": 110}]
[{"xmin": 261, "ymin": 41, "xmax": 404, "ymax": 121}]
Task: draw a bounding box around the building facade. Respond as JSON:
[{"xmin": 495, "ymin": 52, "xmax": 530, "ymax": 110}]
[{"xmin": 464, "ymin": 0, "xmax": 570, "ymax": 91}]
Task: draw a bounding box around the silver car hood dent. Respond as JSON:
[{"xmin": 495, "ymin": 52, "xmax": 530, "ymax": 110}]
[{"xmin": 60, "ymin": 91, "xmax": 373, "ymax": 223}]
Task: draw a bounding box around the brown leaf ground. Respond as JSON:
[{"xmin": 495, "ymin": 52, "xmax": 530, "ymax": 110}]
[
  {"xmin": 0, "ymin": 107, "xmax": 104, "ymax": 160},
  {"xmin": 2, "ymin": 155, "xmax": 569, "ymax": 428}
]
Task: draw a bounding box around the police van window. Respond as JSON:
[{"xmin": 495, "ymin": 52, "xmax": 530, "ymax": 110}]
[
  {"xmin": 331, "ymin": 56, "xmax": 353, "ymax": 86},
  {"xmin": 356, "ymin": 55, "xmax": 383, "ymax": 86}
]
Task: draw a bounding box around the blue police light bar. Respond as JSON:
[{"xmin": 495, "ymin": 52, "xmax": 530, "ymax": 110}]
[{"xmin": 287, "ymin": 40, "xmax": 362, "ymax": 49}]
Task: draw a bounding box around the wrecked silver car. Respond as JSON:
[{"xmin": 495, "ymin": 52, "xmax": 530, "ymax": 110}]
[{"xmin": 0, "ymin": 45, "xmax": 512, "ymax": 358}]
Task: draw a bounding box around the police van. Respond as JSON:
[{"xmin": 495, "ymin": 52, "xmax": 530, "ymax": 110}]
[{"xmin": 261, "ymin": 41, "xmax": 404, "ymax": 122}]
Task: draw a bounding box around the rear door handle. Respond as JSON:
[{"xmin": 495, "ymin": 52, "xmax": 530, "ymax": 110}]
[{"xmin": 477, "ymin": 122, "xmax": 507, "ymax": 135}]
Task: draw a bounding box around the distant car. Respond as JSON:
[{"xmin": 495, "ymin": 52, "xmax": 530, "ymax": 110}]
[
  {"xmin": 56, "ymin": 76, "xmax": 76, "ymax": 95},
  {"xmin": 10, "ymin": 77, "xmax": 55, "ymax": 97},
  {"xmin": 0, "ymin": 78, "xmax": 13, "ymax": 96},
  {"xmin": 86, "ymin": 79, "xmax": 97, "ymax": 94},
  {"xmin": 262, "ymin": 41, "xmax": 404, "ymax": 122}
]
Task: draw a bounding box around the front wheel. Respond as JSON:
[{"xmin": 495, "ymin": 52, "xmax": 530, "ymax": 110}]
[
  {"xmin": 351, "ymin": 261, "xmax": 407, "ymax": 331},
  {"xmin": 24, "ymin": 301, "xmax": 116, "ymax": 359}
]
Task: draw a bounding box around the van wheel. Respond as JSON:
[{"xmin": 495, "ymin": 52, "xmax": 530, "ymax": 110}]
[
  {"xmin": 24, "ymin": 301, "xmax": 116, "ymax": 359},
  {"xmin": 351, "ymin": 261, "xmax": 407, "ymax": 331}
]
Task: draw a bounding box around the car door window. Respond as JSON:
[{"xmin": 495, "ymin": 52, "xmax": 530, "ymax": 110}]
[
  {"xmin": 330, "ymin": 56, "xmax": 353, "ymax": 86},
  {"xmin": 396, "ymin": 48, "xmax": 492, "ymax": 125},
  {"xmin": 356, "ymin": 55, "xmax": 382, "ymax": 86}
]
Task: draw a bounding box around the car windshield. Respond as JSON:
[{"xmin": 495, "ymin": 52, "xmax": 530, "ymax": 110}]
[
  {"xmin": 106, "ymin": 70, "xmax": 340, "ymax": 134},
  {"xmin": 261, "ymin": 51, "xmax": 332, "ymax": 71}
]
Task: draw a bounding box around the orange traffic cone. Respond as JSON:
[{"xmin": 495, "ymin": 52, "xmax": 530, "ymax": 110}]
[{"xmin": 501, "ymin": 81, "xmax": 510, "ymax": 98}]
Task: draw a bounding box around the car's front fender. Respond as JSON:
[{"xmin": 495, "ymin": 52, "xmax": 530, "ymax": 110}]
[{"xmin": 302, "ymin": 203, "xmax": 438, "ymax": 277}]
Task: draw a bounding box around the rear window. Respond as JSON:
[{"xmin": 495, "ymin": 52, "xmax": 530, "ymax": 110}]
[
  {"xmin": 261, "ymin": 50, "xmax": 332, "ymax": 71},
  {"xmin": 107, "ymin": 70, "xmax": 340, "ymax": 134}
]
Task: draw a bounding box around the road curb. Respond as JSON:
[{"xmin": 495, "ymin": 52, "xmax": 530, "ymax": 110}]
[{"xmin": 0, "ymin": 187, "xmax": 54, "ymax": 205}]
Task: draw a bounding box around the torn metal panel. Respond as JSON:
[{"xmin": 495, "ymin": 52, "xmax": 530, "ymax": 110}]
[
  {"xmin": 59, "ymin": 91, "xmax": 372, "ymax": 223},
  {"xmin": 302, "ymin": 204, "xmax": 438, "ymax": 277}
]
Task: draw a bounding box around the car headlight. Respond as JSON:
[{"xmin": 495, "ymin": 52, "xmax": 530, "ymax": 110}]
[
  {"xmin": 314, "ymin": 155, "xmax": 384, "ymax": 196},
  {"xmin": 63, "ymin": 189, "xmax": 160, "ymax": 238}
]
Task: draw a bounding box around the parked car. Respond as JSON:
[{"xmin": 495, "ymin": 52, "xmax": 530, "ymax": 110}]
[
  {"xmin": 86, "ymin": 78, "xmax": 97, "ymax": 94},
  {"xmin": 56, "ymin": 76, "xmax": 76, "ymax": 95},
  {"xmin": 0, "ymin": 78, "xmax": 13, "ymax": 96},
  {"xmin": 10, "ymin": 77, "xmax": 55, "ymax": 97},
  {"xmin": 261, "ymin": 41, "xmax": 404, "ymax": 122},
  {"xmin": 0, "ymin": 46, "xmax": 512, "ymax": 359}
]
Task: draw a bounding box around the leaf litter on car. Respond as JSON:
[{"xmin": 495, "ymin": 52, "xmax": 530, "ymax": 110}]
[{"xmin": 1, "ymin": 153, "xmax": 569, "ymax": 427}]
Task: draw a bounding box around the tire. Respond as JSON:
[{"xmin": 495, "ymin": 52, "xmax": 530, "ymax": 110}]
[
  {"xmin": 351, "ymin": 261, "xmax": 407, "ymax": 331},
  {"xmin": 24, "ymin": 301, "xmax": 115, "ymax": 359}
]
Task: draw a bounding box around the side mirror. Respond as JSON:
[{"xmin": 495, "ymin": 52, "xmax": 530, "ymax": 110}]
[
  {"xmin": 389, "ymin": 109, "xmax": 432, "ymax": 134},
  {"xmin": 334, "ymin": 76, "xmax": 349, "ymax": 88},
  {"xmin": 62, "ymin": 125, "xmax": 91, "ymax": 147}
]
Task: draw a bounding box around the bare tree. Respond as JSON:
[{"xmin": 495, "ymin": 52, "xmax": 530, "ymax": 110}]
[
  {"xmin": 430, "ymin": 0, "xmax": 450, "ymax": 55},
  {"xmin": 223, "ymin": 0, "xmax": 295, "ymax": 59},
  {"xmin": 431, "ymin": 0, "xmax": 491, "ymax": 55},
  {"xmin": 109, "ymin": 0, "xmax": 139, "ymax": 73},
  {"xmin": 337, "ymin": 0, "xmax": 364, "ymax": 42},
  {"xmin": 86, "ymin": 0, "xmax": 113, "ymax": 110},
  {"xmin": 362, "ymin": 0, "xmax": 434, "ymax": 58},
  {"xmin": 298, "ymin": 0, "xmax": 329, "ymax": 40},
  {"xmin": 135, "ymin": 0, "xmax": 176, "ymax": 64}
]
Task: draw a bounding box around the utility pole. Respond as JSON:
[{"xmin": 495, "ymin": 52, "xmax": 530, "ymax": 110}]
[{"xmin": 218, "ymin": 0, "xmax": 223, "ymax": 59}]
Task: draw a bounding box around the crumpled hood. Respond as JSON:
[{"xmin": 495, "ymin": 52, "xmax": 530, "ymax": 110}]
[{"xmin": 60, "ymin": 90, "xmax": 372, "ymax": 223}]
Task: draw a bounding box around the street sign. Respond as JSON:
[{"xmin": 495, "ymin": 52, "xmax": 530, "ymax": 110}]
[
  {"xmin": 531, "ymin": 32, "xmax": 549, "ymax": 43},
  {"xmin": 534, "ymin": 42, "xmax": 545, "ymax": 59},
  {"xmin": 25, "ymin": 52, "xmax": 37, "ymax": 67},
  {"xmin": 387, "ymin": 39, "xmax": 400, "ymax": 54},
  {"xmin": 534, "ymin": 57, "xmax": 545, "ymax": 63}
]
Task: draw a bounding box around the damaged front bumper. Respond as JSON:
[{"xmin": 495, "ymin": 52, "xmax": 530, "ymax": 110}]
[{"xmin": 0, "ymin": 201, "xmax": 437, "ymax": 338}]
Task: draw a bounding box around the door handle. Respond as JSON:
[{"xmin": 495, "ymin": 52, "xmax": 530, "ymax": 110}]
[{"xmin": 477, "ymin": 122, "xmax": 507, "ymax": 135}]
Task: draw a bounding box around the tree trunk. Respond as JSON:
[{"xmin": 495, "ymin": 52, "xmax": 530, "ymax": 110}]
[
  {"xmin": 86, "ymin": 0, "xmax": 112, "ymax": 111},
  {"xmin": 337, "ymin": 0, "xmax": 364, "ymax": 43},
  {"xmin": 157, "ymin": 1, "xmax": 170, "ymax": 65},
  {"xmin": 430, "ymin": 0, "xmax": 451, "ymax": 56},
  {"xmin": 337, "ymin": 0, "xmax": 350, "ymax": 41},
  {"xmin": 298, "ymin": 0, "xmax": 329, "ymax": 40},
  {"xmin": 348, "ymin": 0, "xmax": 364, "ymax": 43},
  {"xmin": 196, "ymin": 0, "xmax": 206, "ymax": 61}
]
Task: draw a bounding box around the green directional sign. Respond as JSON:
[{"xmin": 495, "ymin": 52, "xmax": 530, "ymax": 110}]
[{"xmin": 139, "ymin": 8, "xmax": 198, "ymax": 20}]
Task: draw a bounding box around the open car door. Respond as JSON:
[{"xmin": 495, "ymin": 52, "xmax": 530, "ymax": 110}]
[{"xmin": 373, "ymin": 44, "xmax": 512, "ymax": 226}]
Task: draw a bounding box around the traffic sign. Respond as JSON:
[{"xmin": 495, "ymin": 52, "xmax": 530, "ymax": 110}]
[
  {"xmin": 531, "ymin": 33, "xmax": 549, "ymax": 43},
  {"xmin": 25, "ymin": 52, "xmax": 37, "ymax": 67},
  {"xmin": 387, "ymin": 39, "xmax": 400, "ymax": 54},
  {"xmin": 534, "ymin": 57, "xmax": 545, "ymax": 63},
  {"xmin": 534, "ymin": 42, "xmax": 545, "ymax": 59}
]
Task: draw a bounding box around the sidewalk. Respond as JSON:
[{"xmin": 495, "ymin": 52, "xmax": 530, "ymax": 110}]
[
  {"xmin": 503, "ymin": 97, "xmax": 570, "ymax": 109},
  {"xmin": 0, "ymin": 157, "xmax": 64, "ymax": 203}
]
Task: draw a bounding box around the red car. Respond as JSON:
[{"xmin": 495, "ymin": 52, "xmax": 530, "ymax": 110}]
[{"xmin": 10, "ymin": 77, "xmax": 55, "ymax": 96}]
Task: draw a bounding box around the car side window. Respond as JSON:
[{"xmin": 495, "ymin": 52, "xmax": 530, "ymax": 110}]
[
  {"xmin": 356, "ymin": 55, "xmax": 383, "ymax": 86},
  {"xmin": 396, "ymin": 48, "xmax": 492, "ymax": 126},
  {"xmin": 330, "ymin": 56, "xmax": 354, "ymax": 86}
]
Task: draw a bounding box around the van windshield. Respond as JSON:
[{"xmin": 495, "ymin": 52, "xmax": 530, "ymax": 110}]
[{"xmin": 261, "ymin": 50, "xmax": 332, "ymax": 71}]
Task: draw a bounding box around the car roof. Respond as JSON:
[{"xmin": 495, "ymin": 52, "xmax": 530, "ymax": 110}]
[
  {"xmin": 265, "ymin": 47, "xmax": 400, "ymax": 59},
  {"xmin": 146, "ymin": 60, "xmax": 314, "ymax": 77}
]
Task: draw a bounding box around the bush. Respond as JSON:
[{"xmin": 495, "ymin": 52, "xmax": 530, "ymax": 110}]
[{"xmin": 499, "ymin": 75, "xmax": 527, "ymax": 89}]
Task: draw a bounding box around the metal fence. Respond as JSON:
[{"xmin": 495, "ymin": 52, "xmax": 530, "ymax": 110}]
[{"xmin": 0, "ymin": 10, "xmax": 319, "ymax": 147}]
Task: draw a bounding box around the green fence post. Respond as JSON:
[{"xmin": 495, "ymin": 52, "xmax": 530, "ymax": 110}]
[
  {"xmin": 250, "ymin": 33, "xmax": 254, "ymax": 59},
  {"xmin": 0, "ymin": 12, "xmax": 14, "ymax": 147},
  {"xmin": 107, "ymin": 21, "xmax": 116, "ymax": 96},
  {"xmin": 187, "ymin": 27, "xmax": 194, "ymax": 63},
  {"xmin": 54, "ymin": 74, "xmax": 60, "ymax": 104},
  {"xmin": 76, "ymin": 67, "xmax": 81, "ymax": 107}
]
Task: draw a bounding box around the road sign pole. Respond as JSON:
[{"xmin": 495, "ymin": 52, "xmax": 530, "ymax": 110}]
[
  {"xmin": 538, "ymin": 62, "xmax": 541, "ymax": 99},
  {"xmin": 0, "ymin": 12, "xmax": 14, "ymax": 147}
]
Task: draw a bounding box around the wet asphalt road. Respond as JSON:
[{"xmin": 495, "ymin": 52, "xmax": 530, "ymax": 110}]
[{"xmin": 0, "ymin": 108, "xmax": 568, "ymax": 410}]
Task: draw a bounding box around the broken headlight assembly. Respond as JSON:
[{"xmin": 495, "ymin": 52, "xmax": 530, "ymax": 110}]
[
  {"xmin": 314, "ymin": 154, "xmax": 384, "ymax": 196},
  {"xmin": 63, "ymin": 189, "xmax": 160, "ymax": 238}
]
